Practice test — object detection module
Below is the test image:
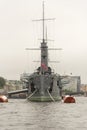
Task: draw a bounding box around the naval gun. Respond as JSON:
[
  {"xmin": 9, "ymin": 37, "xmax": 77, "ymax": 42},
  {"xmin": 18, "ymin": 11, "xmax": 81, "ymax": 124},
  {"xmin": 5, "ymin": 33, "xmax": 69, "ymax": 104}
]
[{"xmin": 8, "ymin": 2, "xmax": 62, "ymax": 102}]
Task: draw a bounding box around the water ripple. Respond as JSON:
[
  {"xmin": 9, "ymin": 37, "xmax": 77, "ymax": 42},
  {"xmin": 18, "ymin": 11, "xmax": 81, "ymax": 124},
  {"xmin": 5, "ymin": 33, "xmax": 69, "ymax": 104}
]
[{"xmin": 0, "ymin": 97, "xmax": 87, "ymax": 130}]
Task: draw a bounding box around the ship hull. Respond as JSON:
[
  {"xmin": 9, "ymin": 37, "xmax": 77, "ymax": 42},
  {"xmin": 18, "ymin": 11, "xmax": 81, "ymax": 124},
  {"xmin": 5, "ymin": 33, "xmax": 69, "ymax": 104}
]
[
  {"xmin": 27, "ymin": 96, "xmax": 61, "ymax": 102},
  {"xmin": 27, "ymin": 74, "xmax": 61, "ymax": 102}
]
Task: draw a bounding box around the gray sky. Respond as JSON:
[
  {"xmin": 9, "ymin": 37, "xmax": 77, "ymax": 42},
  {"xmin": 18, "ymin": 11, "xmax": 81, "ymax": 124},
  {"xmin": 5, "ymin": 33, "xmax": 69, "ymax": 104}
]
[{"xmin": 0, "ymin": 0, "xmax": 87, "ymax": 83}]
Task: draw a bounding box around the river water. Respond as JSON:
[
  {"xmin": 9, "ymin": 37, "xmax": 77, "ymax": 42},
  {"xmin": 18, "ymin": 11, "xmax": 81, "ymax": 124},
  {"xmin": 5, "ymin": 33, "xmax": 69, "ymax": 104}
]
[{"xmin": 0, "ymin": 97, "xmax": 87, "ymax": 130}]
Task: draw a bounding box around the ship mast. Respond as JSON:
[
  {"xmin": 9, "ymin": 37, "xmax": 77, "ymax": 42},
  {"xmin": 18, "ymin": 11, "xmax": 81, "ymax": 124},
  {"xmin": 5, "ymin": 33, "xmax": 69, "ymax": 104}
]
[
  {"xmin": 41, "ymin": 1, "xmax": 48, "ymax": 74},
  {"xmin": 43, "ymin": 1, "xmax": 45, "ymax": 42},
  {"xmin": 26, "ymin": 2, "xmax": 62, "ymax": 73}
]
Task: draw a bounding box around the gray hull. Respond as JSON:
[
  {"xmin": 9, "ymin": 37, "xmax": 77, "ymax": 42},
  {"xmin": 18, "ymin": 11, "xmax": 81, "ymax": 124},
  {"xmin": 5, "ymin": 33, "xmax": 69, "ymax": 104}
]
[{"xmin": 27, "ymin": 74, "xmax": 61, "ymax": 102}]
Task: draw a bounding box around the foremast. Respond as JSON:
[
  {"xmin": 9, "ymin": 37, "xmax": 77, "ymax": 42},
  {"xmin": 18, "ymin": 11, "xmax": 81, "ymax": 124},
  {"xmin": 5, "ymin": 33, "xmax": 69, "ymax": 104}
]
[{"xmin": 41, "ymin": 2, "xmax": 48, "ymax": 74}]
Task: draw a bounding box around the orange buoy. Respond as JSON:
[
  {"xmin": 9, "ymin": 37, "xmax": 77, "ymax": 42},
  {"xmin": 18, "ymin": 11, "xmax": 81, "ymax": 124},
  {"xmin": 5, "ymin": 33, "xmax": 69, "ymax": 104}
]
[
  {"xmin": 63, "ymin": 95, "xmax": 75, "ymax": 103},
  {"xmin": 0, "ymin": 95, "xmax": 8, "ymax": 102}
]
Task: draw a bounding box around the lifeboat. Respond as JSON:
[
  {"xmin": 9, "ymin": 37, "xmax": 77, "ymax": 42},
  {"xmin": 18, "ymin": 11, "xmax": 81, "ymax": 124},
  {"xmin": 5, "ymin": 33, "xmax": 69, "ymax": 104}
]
[
  {"xmin": 0, "ymin": 95, "xmax": 8, "ymax": 102},
  {"xmin": 62, "ymin": 95, "xmax": 75, "ymax": 103}
]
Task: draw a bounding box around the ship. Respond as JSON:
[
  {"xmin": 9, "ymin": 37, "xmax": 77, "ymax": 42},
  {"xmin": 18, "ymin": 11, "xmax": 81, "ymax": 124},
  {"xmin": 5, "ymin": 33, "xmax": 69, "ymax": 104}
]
[{"xmin": 8, "ymin": 2, "xmax": 62, "ymax": 102}]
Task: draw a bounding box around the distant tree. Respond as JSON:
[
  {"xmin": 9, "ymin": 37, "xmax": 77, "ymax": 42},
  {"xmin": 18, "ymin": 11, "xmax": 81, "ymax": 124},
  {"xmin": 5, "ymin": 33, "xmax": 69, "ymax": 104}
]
[{"xmin": 0, "ymin": 77, "xmax": 6, "ymax": 88}]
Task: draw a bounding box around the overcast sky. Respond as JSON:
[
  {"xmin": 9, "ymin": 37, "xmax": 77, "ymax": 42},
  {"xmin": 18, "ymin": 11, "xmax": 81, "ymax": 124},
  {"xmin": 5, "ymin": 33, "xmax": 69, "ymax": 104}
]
[{"xmin": 0, "ymin": 0, "xmax": 87, "ymax": 83}]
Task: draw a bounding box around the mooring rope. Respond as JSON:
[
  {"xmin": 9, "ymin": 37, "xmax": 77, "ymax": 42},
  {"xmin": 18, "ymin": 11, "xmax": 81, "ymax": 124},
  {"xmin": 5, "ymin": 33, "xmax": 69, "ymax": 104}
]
[
  {"xmin": 47, "ymin": 89, "xmax": 55, "ymax": 102},
  {"xmin": 27, "ymin": 89, "xmax": 37, "ymax": 99}
]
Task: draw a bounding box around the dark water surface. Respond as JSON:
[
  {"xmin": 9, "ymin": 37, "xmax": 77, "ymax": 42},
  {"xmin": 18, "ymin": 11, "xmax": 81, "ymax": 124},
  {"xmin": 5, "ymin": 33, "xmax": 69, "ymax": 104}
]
[{"xmin": 0, "ymin": 97, "xmax": 87, "ymax": 130}]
